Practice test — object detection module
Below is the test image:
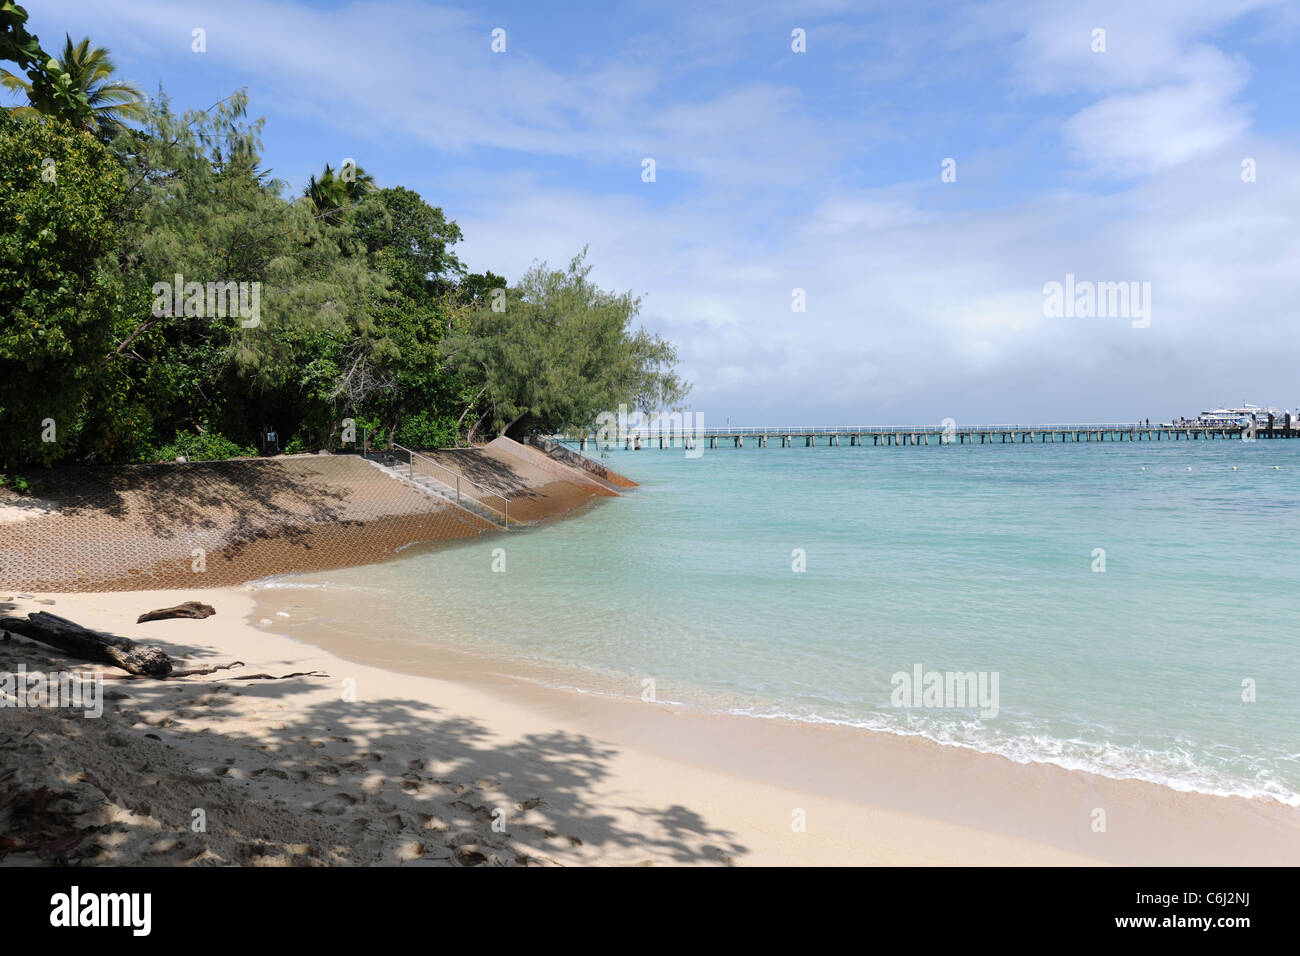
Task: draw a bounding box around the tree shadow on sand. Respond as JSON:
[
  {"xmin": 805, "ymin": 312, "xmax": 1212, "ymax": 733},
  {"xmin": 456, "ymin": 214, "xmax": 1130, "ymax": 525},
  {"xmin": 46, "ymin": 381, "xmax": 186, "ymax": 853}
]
[{"xmin": 0, "ymin": 649, "xmax": 748, "ymax": 866}]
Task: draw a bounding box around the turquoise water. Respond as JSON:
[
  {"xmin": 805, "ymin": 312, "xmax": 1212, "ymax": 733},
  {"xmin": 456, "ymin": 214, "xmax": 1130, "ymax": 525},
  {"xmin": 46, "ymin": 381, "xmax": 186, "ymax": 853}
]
[{"xmin": 269, "ymin": 438, "xmax": 1300, "ymax": 805}]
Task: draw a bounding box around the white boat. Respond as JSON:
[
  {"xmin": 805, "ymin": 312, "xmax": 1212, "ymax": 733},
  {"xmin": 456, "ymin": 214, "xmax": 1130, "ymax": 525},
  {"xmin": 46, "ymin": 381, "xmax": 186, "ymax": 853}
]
[{"xmin": 1196, "ymin": 404, "xmax": 1282, "ymax": 427}]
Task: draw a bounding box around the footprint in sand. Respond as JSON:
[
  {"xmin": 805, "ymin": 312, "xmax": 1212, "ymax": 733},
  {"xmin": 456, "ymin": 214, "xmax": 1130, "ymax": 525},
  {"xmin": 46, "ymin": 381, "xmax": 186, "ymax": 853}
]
[
  {"xmin": 395, "ymin": 841, "xmax": 427, "ymax": 862},
  {"xmin": 311, "ymin": 792, "xmax": 360, "ymax": 815},
  {"xmin": 454, "ymin": 846, "xmax": 490, "ymax": 866},
  {"xmin": 449, "ymin": 800, "xmax": 496, "ymax": 824}
]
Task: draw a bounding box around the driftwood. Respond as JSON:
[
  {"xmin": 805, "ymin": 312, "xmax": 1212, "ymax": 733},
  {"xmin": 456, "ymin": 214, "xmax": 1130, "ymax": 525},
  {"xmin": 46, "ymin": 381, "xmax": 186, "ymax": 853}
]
[
  {"xmin": 170, "ymin": 660, "xmax": 245, "ymax": 678},
  {"xmin": 165, "ymin": 662, "xmax": 330, "ymax": 681},
  {"xmin": 0, "ymin": 612, "xmax": 174, "ymax": 677},
  {"xmin": 218, "ymin": 670, "xmax": 329, "ymax": 681},
  {"xmin": 136, "ymin": 601, "xmax": 216, "ymax": 624}
]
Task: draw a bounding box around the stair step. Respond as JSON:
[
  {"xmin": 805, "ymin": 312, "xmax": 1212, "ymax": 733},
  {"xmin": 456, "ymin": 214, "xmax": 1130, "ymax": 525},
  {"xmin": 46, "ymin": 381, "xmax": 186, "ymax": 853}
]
[{"xmin": 367, "ymin": 457, "xmax": 505, "ymax": 528}]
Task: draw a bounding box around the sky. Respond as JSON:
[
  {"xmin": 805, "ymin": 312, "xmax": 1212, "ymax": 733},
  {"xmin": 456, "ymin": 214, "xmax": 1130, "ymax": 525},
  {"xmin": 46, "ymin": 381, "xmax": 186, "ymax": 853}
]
[{"xmin": 16, "ymin": 0, "xmax": 1300, "ymax": 425}]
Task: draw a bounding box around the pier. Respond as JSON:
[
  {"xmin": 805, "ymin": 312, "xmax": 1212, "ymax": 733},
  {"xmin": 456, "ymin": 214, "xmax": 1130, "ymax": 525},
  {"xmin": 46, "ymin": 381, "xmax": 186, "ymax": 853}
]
[{"xmin": 555, "ymin": 422, "xmax": 1299, "ymax": 451}]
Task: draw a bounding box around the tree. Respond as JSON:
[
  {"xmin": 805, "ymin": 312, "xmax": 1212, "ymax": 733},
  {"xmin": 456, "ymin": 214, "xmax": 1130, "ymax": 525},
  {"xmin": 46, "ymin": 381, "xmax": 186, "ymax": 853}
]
[
  {"xmin": 442, "ymin": 250, "xmax": 689, "ymax": 441},
  {"xmin": 321, "ymin": 187, "xmax": 472, "ymax": 448},
  {"xmin": 0, "ymin": 108, "xmax": 125, "ymax": 467},
  {"xmin": 304, "ymin": 161, "xmax": 375, "ymax": 222},
  {"xmin": 101, "ymin": 92, "xmax": 388, "ymax": 458},
  {"xmin": 456, "ymin": 270, "xmax": 506, "ymax": 308},
  {"xmin": 0, "ymin": 3, "xmax": 91, "ymax": 127},
  {"xmin": 356, "ymin": 186, "xmax": 463, "ymax": 297},
  {"xmin": 2, "ymin": 34, "xmax": 145, "ymax": 140}
]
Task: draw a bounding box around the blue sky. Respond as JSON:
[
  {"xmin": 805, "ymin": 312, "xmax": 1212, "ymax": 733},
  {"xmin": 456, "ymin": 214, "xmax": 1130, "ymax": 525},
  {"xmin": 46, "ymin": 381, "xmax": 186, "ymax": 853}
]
[{"xmin": 17, "ymin": 0, "xmax": 1300, "ymax": 424}]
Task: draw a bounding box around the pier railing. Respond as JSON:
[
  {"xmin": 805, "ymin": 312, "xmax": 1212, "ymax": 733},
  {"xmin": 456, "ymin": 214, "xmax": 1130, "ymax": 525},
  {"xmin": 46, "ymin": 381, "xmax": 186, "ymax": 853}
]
[
  {"xmin": 630, "ymin": 423, "xmax": 1144, "ymax": 436},
  {"xmin": 556, "ymin": 423, "xmax": 1152, "ymax": 438},
  {"xmin": 388, "ymin": 442, "xmax": 510, "ymax": 528}
]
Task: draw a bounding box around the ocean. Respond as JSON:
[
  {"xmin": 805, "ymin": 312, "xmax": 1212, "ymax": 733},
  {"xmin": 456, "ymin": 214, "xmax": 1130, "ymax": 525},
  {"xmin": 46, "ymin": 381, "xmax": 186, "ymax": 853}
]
[{"xmin": 265, "ymin": 436, "xmax": 1300, "ymax": 805}]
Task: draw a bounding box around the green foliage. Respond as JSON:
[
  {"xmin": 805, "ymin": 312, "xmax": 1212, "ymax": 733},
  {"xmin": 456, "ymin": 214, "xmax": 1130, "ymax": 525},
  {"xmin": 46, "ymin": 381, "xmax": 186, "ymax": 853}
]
[
  {"xmin": 147, "ymin": 430, "xmax": 255, "ymax": 462},
  {"xmin": 0, "ymin": 472, "xmax": 32, "ymax": 493},
  {"xmin": 395, "ymin": 408, "xmax": 460, "ymax": 449},
  {"xmin": 304, "ymin": 161, "xmax": 375, "ymax": 220},
  {"xmin": 443, "ymin": 250, "xmax": 689, "ymax": 440},
  {"xmin": 0, "ymin": 26, "xmax": 687, "ymax": 469},
  {"xmin": 105, "ymin": 92, "xmax": 389, "ymax": 452},
  {"xmin": 456, "ymin": 270, "xmax": 507, "ymax": 307},
  {"xmin": 0, "ymin": 3, "xmax": 93, "ymax": 127},
  {"xmin": 2, "ymin": 35, "xmax": 145, "ymax": 140},
  {"xmin": 0, "ymin": 108, "xmax": 124, "ymax": 467},
  {"xmin": 0, "ymin": 3, "xmax": 41, "ymax": 67},
  {"xmin": 357, "ymin": 186, "xmax": 463, "ymax": 297}
]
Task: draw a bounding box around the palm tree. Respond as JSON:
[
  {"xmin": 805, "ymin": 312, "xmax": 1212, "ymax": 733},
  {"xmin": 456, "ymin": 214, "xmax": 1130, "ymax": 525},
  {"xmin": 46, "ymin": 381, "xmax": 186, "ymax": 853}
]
[
  {"xmin": 305, "ymin": 162, "xmax": 376, "ymax": 216},
  {"xmin": 1, "ymin": 34, "xmax": 146, "ymax": 138}
]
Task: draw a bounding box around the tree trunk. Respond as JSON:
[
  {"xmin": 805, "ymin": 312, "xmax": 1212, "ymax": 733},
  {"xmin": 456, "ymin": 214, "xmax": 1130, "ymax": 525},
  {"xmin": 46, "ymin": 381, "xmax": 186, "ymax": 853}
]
[
  {"xmin": 0, "ymin": 612, "xmax": 175, "ymax": 677},
  {"xmin": 466, "ymin": 408, "xmax": 493, "ymax": 446}
]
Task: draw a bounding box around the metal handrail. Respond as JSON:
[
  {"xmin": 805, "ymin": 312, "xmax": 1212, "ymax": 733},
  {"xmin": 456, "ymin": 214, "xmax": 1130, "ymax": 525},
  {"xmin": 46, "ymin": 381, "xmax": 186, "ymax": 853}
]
[{"xmin": 389, "ymin": 442, "xmax": 510, "ymax": 529}]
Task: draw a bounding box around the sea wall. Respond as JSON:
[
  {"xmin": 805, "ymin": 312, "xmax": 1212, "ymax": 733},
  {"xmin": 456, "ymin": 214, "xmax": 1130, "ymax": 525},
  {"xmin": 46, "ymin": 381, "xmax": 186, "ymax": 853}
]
[{"xmin": 0, "ymin": 448, "xmax": 621, "ymax": 592}]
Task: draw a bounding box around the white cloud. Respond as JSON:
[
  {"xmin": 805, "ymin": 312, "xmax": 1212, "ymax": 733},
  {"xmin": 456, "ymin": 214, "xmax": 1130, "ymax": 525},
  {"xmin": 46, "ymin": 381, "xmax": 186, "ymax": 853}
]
[
  {"xmin": 1062, "ymin": 59, "xmax": 1250, "ymax": 176},
  {"xmin": 455, "ymin": 133, "xmax": 1300, "ymax": 422},
  {"xmin": 1002, "ymin": 0, "xmax": 1271, "ymax": 176}
]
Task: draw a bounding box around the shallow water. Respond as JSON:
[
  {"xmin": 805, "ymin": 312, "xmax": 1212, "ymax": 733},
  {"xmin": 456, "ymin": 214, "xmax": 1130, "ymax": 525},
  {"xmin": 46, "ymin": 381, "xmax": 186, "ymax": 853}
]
[{"xmin": 267, "ymin": 436, "xmax": 1300, "ymax": 805}]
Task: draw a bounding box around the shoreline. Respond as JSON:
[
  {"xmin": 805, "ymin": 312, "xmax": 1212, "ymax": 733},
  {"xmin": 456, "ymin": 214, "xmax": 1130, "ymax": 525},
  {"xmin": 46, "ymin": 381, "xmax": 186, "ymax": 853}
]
[
  {"xmin": 245, "ymin": 580, "xmax": 1300, "ymax": 864},
  {"xmin": 247, "ymin": 553, "xmax": 1300, "ymax": 813},
  {"xmin": 4, "ymin": 583, "xmax": 1298, "ymax": 865}
]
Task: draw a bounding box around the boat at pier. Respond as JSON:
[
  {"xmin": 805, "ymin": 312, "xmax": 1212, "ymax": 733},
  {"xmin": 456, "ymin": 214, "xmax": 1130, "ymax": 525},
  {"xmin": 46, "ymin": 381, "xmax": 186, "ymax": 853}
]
[{"xmin": 1195, "ymin": 404, "xmax": 1283, "ymax": 427}]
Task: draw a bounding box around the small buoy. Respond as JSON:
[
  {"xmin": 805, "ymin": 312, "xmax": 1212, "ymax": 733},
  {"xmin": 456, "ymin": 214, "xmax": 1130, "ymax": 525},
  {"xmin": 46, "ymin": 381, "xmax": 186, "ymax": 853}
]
[
  {"xmin": 1231, "ymin": 466, "xmax": 1238, "ymax": 471},
  {"xmin": 1140, "ymin": 466, "xmax": 1146, "ymax": 471},
  {"xmin": 1187, "ymin": 467, "xmax": 1193, "ymax": 471},
  {"xmin": 1275, "ymin": 466, "xmax": 1281, "ymax": 470}
]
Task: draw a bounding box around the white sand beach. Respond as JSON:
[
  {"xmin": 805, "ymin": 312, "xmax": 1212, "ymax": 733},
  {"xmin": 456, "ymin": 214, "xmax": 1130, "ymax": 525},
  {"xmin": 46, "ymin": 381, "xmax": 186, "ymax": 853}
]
[{"xmin": 4, "ymin": 585, "xmax": 1297, "ymax": 866}]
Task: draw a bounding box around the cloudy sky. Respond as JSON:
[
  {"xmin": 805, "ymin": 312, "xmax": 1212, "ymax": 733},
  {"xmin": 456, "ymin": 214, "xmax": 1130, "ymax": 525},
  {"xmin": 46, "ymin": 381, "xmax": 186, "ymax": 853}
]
[{"xmin": 22, "ymin": 0, "xmax": 1300, "ymax": 424}]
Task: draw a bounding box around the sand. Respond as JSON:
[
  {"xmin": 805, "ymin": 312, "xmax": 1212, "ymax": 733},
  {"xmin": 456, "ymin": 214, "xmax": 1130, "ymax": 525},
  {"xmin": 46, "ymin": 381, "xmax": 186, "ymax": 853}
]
[{"xmin": 4, "ymin": 586, "xmax": 1298, "ymax": 866}]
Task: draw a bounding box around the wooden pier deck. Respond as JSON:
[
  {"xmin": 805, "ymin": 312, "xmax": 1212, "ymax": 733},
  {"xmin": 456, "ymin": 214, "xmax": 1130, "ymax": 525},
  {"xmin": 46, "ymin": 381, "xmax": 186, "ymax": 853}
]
[{"xmin": 556, "ymin": 423, "xmax": 1299, "ymax": 450}]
